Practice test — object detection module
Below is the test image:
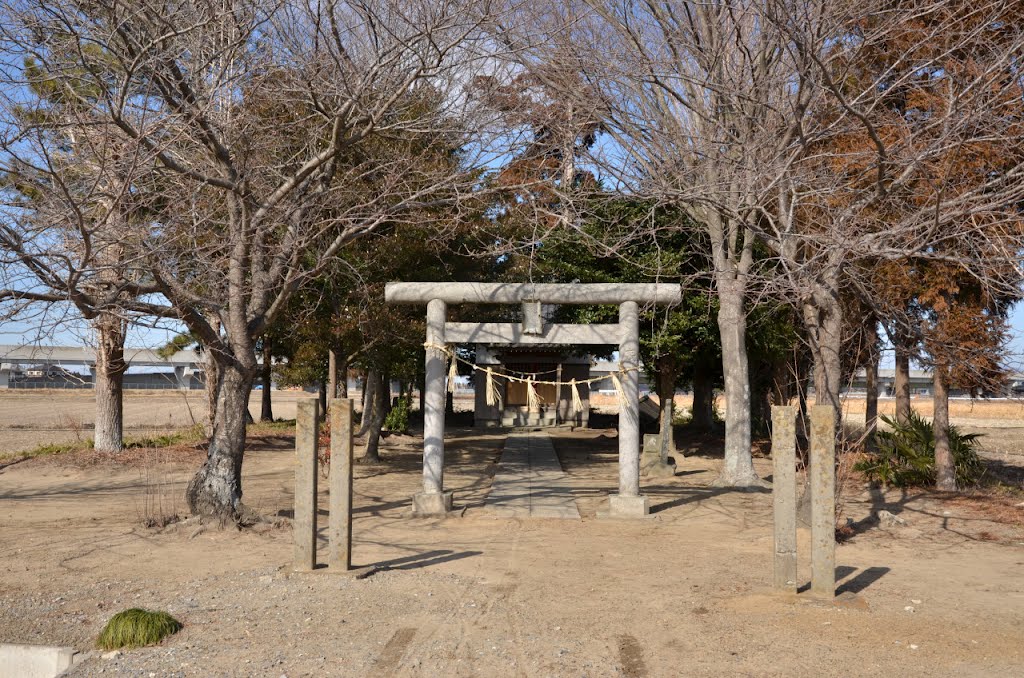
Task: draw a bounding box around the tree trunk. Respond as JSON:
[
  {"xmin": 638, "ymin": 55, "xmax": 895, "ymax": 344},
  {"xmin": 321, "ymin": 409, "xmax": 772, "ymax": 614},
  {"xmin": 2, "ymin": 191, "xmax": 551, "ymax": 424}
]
[
  {"xmin": 361, "ymin": 371, "xmax": 388, "ymax": 463},
  {"xmin": 318, "ymin": 379, "xmax": 327, "ymax": 420},
  {"xmin": 933, "ymin": 365, "xmax": 956, "ymax": 491},
  {"xmin": 186, "ymin": 350, "xmax": 257, "ymax": 519},
  {"xmin": 202, "ymin": 315, "xmax": 223, "ymax": 434},
  {"xmin": 382, "ymin": 373, "xmax": 393, "ymax": 417},
  {"xmin": 357, "ymin": 369, "xmax": 378, "ymax": 436},
  {"xmin": 691, "ymin": 365, "xmax": 715, "ymax": 431},
  {"xmin": 894, "ymin": 342, "xmax": 912, "ymax": 425},
  {"xmin": 260, "ymin": 340, "xmax": 273, "ymax": 422},
  {"xmin": 328, "ymin": 347, "xmax": 338, "ymax": 399},
  {"xmin": 795, "ymin": 357, "xmax": 811, "ymax": 448},
  {"xmin": 714, "ymin": 282, "xmax": 761, "ymax": 486},
  {"xmin": 803, "ymin": 292, "xmax": 843, "ymax": 412},
  {"xmin": 657, "ymin": 357, "xmax": 677, "ymax": 461},
  {"xmin": 205, "ymin": 350, "xmax": 220, "ymax": 433},
  {"xmin": 93, "ymin": 314, "xmax": 127, "ymax": 452},
  {"xmin": 338, "ymin": 355, "xmax": 348, "ymax": 399},
  {"xmin": 864, "ymin": 346, "xmax": 879, "ymax": 453}
]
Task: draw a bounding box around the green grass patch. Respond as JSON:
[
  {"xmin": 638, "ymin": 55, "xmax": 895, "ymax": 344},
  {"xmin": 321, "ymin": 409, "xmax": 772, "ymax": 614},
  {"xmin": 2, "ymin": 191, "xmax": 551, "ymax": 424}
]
[
  {"xmin": 0, "ymin": 438, "xmax": 95, "ymax": 463},
  {"xmin": 1, "ymin": 423, "xmax": 207, "ymax": 463},
  {"xmin": 249, "ymin": 419, "xmax": 294, "ymax": 434},
  {"xmin": 124, "ymin": 424, "xmax": 205, "ymax": 449},
  {"xmin": 97, "ymin": 608, "xmax": 182, "ymax": 650}
]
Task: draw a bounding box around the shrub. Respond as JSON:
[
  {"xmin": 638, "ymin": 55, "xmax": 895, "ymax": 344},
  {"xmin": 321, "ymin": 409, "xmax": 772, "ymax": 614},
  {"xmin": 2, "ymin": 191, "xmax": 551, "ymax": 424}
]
[
  {"xmin": 384, "ymin": 396, "xmax": 410, "ymax": 434},
  {"xmin": 97, "ymin": 608, "xmax": 182, "ymax": 650},
  {"xmin": 855, "ymin": 410, "xmax": 985, "ymax": 487}
]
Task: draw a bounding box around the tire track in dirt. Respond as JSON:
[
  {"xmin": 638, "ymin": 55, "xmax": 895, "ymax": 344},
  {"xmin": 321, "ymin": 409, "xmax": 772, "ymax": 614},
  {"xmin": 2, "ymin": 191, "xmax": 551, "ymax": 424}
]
[
  {"xmin": 385, "ymin": 520, "xmax": 524, "ymax": 675},
  {"xmin": 372, "ymin": 626, "xmax": 417, "ymax": 676},
  {"xmin": 456, "ymin": 520, "xmax": 532, "ymax": 675},
  {"xmin": 617, "ymin": 634, "xmax": 647, "ymax": 677}
]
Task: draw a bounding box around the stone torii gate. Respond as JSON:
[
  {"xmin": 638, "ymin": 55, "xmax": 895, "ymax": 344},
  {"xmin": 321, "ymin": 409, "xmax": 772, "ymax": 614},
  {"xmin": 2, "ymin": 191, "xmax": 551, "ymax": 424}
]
[{"xmin": 385, "ymin": 282, "xmax": 681, "ymax": 518}]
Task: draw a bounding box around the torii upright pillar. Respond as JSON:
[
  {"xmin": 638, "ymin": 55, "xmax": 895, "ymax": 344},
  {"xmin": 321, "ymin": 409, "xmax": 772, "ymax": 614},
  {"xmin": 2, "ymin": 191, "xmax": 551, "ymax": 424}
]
[
  {"xmin": 413, "ymin": 298, "xmax": 454, "ymax": 516},
  {"xmin": 608, "ymin": 300, "xmax": 648, "ymax": 516}
]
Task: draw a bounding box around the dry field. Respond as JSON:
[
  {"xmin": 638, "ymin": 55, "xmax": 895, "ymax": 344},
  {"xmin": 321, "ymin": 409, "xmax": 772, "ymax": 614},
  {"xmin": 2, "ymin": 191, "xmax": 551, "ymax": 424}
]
[
  {"xmin": 0, "ymin": 390, "xmax": 312, "ymax": 456},
  {"xmin": 593, "ymin": 392, "xmax": 1024, "ymax": 425},
  {"xmin": 4, "ymin": 390, "xmax": 1022, "ymax": 457}
]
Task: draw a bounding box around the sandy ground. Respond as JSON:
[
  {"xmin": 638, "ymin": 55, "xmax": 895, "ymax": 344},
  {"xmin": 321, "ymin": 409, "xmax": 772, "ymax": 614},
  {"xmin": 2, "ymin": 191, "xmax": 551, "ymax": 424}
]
[{"xmin": 1, "ymin": 412, "xmax": 1022, "ymax": 677}]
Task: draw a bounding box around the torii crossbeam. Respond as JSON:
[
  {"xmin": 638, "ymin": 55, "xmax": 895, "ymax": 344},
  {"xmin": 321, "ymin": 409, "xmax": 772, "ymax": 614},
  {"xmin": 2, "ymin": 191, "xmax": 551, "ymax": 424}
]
[{"xmin": 385, "ymin": 282, "xmax": 682, "ymax": 517}]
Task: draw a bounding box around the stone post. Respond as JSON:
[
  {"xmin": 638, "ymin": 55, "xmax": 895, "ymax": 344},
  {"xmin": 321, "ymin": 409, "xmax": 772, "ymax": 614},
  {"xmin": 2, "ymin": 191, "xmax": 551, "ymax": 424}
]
[
  {"xmin": 771, "ymin": 406, "xmax": 798, "ymax": 592},
  {"xmin": 609, "ymin": 300, "xmax": 648, "ymax": 517},
  {"xmin": 329, "ymin": 398, "xmax": 354, "ymax": 570},
  {"xmin": 413, "ymin": 298, "xmax": 453, "ymax": 516},
  {"xmin": 294, "ymin": 399, "xmax": 319, "ymax": 571},
  {"xmin": 809, "ymin": 405, "xmax": 836, "ymax": 598}
]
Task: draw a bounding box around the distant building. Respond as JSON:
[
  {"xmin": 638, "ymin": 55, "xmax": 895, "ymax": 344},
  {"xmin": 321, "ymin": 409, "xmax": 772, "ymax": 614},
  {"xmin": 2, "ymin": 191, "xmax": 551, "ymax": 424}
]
[
  {"xmin": 847, "ymin": 368, "xmax": 1024, "ymax": 398},
  {"xmin": 0, "ymin": 344, "xmax": 235, "ymax": 390}
]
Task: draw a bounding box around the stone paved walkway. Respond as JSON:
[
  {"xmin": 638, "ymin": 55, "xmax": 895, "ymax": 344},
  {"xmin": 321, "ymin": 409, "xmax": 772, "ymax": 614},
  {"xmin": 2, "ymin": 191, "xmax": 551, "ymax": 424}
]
[{"xmin": 484, "ymin": 430, "xmax": 581, "ymax": 519}]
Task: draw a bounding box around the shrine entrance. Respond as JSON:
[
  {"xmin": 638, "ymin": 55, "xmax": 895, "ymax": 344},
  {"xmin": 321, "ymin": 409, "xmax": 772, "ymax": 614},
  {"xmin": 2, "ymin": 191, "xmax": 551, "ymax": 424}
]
[{"xmin": 385, "ymin": 282, "xmax": 681, "ymax": 518}]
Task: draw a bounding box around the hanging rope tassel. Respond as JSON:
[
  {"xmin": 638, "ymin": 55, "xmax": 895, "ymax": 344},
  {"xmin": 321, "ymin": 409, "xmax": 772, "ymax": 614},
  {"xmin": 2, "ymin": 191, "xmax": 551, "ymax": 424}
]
[
  {"xmin": 485, "ymin": 367, "xmax": 501, "ymax": 407},
  {"xmin": 447, "ymin": 349, "xmax": 458, "ymax": 393},
  {"xmin": 571, "ymin": 378, "xmax": 583, "ymax": 414},
  {"xmin": 527, "ymin": 377, "xmax": 540, "ymax": 411},
  {"xmin": 611, "ymin": 371, "xmax": 627, "ymax": 409}
]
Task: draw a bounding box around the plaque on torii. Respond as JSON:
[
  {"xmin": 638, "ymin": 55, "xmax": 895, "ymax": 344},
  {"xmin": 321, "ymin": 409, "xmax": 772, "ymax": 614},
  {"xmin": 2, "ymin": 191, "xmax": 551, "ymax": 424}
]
[{"xmin": 385, "ymin": 282, "xmax": 681, "ymax": 517}]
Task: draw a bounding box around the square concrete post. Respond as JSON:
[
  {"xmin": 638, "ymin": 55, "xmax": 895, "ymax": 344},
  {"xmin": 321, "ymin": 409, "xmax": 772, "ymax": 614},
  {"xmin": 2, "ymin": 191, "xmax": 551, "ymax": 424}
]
[
  {"xmin": 809, "ymin": 405, "xmax": 836, "ymax": 598},
  {"xmin": 329, "ymin": 398, "xmax": 354, "ymax": 570},
  {"xmin": 609, "ymin": 300, "xmax": 648, "ymax": 517},
  {"xmin": 771, "ymin": 406, "xmax": 798, "ymax": 592},
  {"xmin": 294, "ymin": 399, "xmax": 319, "ymax": 571},
  {"xmin": 414, "ymin": 298, "xmax": 453, "ymax": 516}
]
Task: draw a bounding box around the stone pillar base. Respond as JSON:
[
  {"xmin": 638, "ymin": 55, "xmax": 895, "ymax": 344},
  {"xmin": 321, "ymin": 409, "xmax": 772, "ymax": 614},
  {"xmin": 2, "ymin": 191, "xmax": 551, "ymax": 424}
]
[
  {"xmin": 412, "ymin": 491, "xmax": 454, "ymax": 517},
  {"xmin": 641, "ymin": 449, "xmax": 677, "ymax": 478},
  {"xmin": 607, "ymin": 494, "xmax": 649, "ymax": 518}
]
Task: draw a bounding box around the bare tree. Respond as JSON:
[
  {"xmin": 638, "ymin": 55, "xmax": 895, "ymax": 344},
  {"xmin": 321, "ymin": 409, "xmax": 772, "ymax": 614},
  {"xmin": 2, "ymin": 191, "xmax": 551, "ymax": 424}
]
[
  {"xmin": 0, "ymin": 69, "xmax": 165, "ymax": 451},
  {"xmin": 0, "ymin": 0, "xmax": 507, "ymax": 519},
  {"xmin": 760, "ymin": 0, "xmax": 1024, "ymax": 421},
  {"xmin": 562, "ymin": 1, "xmax": 808, "ymax": 486},
  {"xmin": 522, "ymin": 0, "xmax": 1022, "ymax": 490}
]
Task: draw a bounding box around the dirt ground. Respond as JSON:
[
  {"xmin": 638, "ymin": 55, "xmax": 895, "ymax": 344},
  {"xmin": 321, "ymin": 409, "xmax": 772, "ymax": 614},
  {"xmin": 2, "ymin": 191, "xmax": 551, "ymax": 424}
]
[{"xmin": 2, "ymin": 396, "xmax": 1023, "ymax": 677}]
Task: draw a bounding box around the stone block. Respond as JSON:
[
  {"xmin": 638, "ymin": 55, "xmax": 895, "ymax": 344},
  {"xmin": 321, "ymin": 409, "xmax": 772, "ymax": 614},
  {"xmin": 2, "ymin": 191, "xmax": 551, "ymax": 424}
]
[
  {"xmin": 642, "ymin": 458, "xmax": 677, "ymax": 478},
  {"xmin": 0, "ymin": 643, "xmax": 79, "ymax": 678},
  {"xmin": 607, "ymin": 494, "xmax": 649, "ymax": 518},
  {"xmin": 642, "ymin": 433, "xmax": 661, "ymax": 454},
  {"xmin": 412, "ymin": 490, "xmax": 454, "ymax": 517},
  {"xmin": 640, "ymin": 435, "xmax": 676, "ymax": 478}
]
